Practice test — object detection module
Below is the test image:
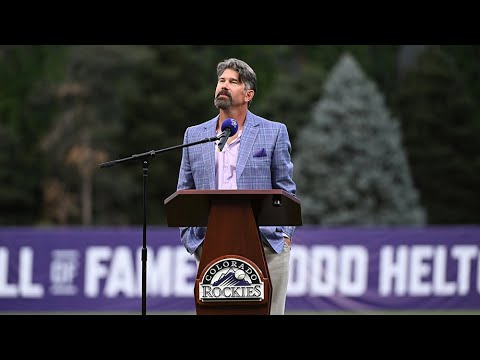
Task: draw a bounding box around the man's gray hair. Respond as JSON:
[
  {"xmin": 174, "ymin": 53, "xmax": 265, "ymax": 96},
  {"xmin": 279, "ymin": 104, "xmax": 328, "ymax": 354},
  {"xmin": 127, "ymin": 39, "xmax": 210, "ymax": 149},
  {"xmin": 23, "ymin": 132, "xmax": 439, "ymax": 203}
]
[{"xmin": 216, "ymin": 58, "xmax": 257, "ymax": 93}]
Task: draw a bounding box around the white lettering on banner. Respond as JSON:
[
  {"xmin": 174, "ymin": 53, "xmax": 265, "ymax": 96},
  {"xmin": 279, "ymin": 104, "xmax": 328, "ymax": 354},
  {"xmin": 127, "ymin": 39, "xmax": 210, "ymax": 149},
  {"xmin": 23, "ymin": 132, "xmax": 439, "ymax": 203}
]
[
  {"xmin": 19, "ymin": 247, "xmax": 44, "ymax": 297},
  {"xmin": 85, "ymin": 246, "xmax": 198, "ymax": 298},
  {"xmin": 104, "ymin": 246, "xmax": 137, "ymax": 297},
  {"xmin": 287, "ymin": 245, "xmax": 308, "ymax": 296},
  {"xmin": 451, "ymin": 245, "xmax": 477, "ymax": 295},
  {"xmin": 2, "ymin": 243, "xmax": 478, "ymax": 301},
  {"xmin": 378, "ymin": 246, "xmax": 408, "ymax": 296},
  {"xmin": 0, "ymin": 247, "xmax": 17, "ymax": 297},
  {"xmin": 379, "ymin": 245, "xmax": 479, "ymax": 296},
  {"xmin": 310, "ymin": 246, "xmax": 337, "ymax": 296},
  {"xmin": 135, "ymin": 246, "xmax": 196, "ymax": 297},
  {"xmin": 85, "ymin": 246, "xmax": 111, "ymax": 297},
  {"xmin": 136, "ymin": 246, "xmax": 167, "ymax": 297},
  {"xmin": 433, "ymin": 246, "xmax": 456, "ymax": 296},
  {"xmin": 293, "ymin": 245, "xmax": 369, "ymax": 296},
  {"xmin": 410, "ymin": 245, "xmax": 433, "ymax": 296},
  {"xmin": 49, "ymin": 249, "xmax": 80, "ymax": 296},
  {"xmin": 339, "ymin": 246, "xmax": 368, "ymax": 296},
  {"xmin": 0, "ymin": 247, "xmax": 44, "ymax": 298},
  {"xmin": 173, "ymin": 248, "xmax": 197, "ymax": 296}
]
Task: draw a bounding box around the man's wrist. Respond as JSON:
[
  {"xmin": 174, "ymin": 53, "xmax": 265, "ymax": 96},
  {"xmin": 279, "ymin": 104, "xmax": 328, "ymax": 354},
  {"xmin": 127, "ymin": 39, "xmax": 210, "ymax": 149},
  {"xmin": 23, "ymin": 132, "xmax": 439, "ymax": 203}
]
[{"xmin": 282, "ymin": 233, "xmax": 291, "ymax": 247}]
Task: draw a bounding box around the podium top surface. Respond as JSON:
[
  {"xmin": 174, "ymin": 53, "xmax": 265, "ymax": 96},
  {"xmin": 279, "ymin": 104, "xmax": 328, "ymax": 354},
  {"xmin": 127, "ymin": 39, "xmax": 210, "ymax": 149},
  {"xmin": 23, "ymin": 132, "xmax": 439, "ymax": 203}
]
[{"xmin": 164, "ymin": 189, "xmax": 302, "ymax": 227}]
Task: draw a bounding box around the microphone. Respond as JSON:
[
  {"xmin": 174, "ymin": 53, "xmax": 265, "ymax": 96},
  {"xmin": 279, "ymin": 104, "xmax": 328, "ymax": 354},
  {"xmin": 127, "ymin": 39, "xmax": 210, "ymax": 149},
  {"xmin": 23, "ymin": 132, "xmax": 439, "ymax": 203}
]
[{"xmin": 217, "ymin": 118, "xmax": 238, "ymax": 152}]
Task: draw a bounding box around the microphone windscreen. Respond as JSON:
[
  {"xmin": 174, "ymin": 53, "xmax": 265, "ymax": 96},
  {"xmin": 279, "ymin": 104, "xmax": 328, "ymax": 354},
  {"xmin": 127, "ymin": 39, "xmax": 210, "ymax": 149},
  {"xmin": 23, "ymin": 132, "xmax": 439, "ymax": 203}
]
[{"xmin": 221, "ymin": 118, "xmax": 238, "ymax": 137}]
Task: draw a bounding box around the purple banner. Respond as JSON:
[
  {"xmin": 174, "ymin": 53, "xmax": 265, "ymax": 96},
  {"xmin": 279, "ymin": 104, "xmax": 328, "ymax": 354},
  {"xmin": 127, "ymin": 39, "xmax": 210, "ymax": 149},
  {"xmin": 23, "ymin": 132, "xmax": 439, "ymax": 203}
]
[{"xmin": 1, "ymin": 226, "xmax": 479, "ymax": 313}]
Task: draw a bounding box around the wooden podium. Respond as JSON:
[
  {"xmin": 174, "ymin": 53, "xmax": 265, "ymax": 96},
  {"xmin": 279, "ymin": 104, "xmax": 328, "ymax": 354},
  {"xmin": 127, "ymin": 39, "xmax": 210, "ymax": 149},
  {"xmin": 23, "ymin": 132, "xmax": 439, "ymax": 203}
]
[{"xmin": 164, "ymin": 189, "xmax": 302, "ymax": 315}]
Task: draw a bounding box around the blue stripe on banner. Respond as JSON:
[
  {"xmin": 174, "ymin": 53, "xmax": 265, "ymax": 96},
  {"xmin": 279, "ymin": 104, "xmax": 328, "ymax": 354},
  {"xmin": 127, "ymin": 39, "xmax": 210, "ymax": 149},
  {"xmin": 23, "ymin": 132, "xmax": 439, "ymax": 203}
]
[{"xmin": 0, "ymin": 226, "xmax": 479, "ymax": 313}]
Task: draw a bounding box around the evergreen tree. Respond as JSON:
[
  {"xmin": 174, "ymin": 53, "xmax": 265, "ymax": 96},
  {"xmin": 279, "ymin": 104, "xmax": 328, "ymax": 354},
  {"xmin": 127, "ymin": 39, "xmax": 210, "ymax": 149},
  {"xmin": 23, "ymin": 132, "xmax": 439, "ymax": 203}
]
[
  {"xmin": 294, "ymin": 53, "xmax": 426, "ymax": 225},
  {"xmin": 393, "ymin": 46, "xmax": 480, "ymax": 224}
]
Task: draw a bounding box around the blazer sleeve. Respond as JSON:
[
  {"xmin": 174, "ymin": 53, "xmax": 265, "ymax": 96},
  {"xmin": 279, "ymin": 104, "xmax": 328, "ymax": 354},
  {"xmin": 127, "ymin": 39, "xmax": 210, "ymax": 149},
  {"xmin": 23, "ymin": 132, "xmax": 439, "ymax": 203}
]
[{"xmin": 260, "ymin": 123, "xmax": 297, "ymax": 241}]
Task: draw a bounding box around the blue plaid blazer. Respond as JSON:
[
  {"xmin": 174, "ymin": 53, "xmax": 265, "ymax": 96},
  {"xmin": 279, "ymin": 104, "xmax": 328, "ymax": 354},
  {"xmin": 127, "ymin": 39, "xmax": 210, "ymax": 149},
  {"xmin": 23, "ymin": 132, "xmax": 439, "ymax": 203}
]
[{"xmin": 177, "ymin": 110, "xmax": 297, "ymax": 254}]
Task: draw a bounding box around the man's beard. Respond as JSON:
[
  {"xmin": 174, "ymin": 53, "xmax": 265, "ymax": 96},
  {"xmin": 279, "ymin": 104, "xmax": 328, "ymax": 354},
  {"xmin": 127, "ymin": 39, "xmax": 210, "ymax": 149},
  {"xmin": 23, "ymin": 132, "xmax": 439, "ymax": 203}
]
[{"xmin": 214, "ymin": 96, "xmax": 232, "ymax": 110}]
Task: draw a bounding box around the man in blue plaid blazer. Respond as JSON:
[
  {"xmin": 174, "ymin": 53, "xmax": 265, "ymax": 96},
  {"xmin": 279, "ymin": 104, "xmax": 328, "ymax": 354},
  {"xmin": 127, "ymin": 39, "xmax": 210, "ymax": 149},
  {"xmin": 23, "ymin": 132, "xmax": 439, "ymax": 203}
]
[{"xmin": 176, "ymin": 58, "xmax": 297, "ymax": 315}]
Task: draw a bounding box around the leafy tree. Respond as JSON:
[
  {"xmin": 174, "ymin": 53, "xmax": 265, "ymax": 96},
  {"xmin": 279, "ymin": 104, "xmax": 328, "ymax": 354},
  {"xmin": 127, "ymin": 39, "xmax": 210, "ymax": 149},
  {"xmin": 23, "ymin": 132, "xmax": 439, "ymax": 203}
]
[
  {"xmin": 39, "ymin": 45, "xmax": 154, "ymax": 225},
  {"xmin": 294, "ymin": 53, "xmax": 425, "ymax": 225},
  {"xmin": 0, "ymin": 123, "xmax": 24, "ymax": 224},
  {"xmin": 121, "ymin": 45, "xmax": 218, "ymax": 225},
  {"xmin": 393, "ymin": 46, "xmax": 480, "ymax": 224},
  {"xmin": 0, "ymin": 45, "xmax": 67, "ymax": 224}
]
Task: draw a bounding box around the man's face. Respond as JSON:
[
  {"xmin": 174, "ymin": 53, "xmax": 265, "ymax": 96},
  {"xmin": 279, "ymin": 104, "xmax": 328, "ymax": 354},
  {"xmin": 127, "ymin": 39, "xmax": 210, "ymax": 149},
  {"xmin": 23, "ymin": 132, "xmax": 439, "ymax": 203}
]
[{"xmin": 214, "ymin": 69, "xmax": 248, "ymax": 110}]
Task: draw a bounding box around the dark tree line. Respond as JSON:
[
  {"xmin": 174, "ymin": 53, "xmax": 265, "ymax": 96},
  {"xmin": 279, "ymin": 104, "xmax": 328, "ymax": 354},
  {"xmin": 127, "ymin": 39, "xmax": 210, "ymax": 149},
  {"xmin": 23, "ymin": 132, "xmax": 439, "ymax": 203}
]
[{"xmin": 0, "ymin": 45, "xmax": 478, "ymax": 226}]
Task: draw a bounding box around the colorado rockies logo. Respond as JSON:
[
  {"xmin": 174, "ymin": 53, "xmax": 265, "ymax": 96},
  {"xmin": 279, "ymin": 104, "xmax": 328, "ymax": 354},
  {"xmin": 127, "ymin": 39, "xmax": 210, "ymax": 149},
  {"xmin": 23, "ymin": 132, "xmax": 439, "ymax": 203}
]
[{"xmin": 198, "ymin": 256, "xmax": 265, "ymax": 302}]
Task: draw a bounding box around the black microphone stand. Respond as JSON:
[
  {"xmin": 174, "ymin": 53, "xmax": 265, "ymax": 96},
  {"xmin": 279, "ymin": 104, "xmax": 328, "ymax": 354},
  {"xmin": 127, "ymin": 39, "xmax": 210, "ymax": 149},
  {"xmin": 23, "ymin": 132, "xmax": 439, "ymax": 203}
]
[{"xmin": 99, "ymin": 134, "xmax": 221, "ymax": 315}]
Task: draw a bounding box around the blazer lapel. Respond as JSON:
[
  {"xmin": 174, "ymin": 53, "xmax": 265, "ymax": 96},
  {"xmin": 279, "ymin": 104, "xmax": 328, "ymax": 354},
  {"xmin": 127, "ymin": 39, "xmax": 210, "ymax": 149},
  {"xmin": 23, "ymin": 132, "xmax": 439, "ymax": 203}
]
[
  {"xmin": 202, "ymin": 118, "xmax": 218, "ymax": 189},
  {"xmin": 237, "ymin": 112, "xmax": 259, "ymax": 180}
]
